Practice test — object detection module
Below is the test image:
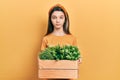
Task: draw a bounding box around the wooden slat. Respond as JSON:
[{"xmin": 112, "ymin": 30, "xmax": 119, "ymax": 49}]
[
  {"xmin": 38, "ymin": 59, "xmax": 78, "ymax": 69},
  {"xmin": 38, "ymin": 69, "xmax": 78, "ymax": 79}
]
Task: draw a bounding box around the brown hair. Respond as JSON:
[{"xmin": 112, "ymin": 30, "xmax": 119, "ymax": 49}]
[{"xmin": 45, "ymin": 4, "xmax": 71, "ymax": 35}]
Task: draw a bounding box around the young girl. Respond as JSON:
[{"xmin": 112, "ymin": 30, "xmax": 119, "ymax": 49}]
[{"xmin": 40, "ymin": 4, "xmax": 81, "ymax": 80}]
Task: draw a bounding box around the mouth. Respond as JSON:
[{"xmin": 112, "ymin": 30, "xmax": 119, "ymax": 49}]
[{"xmin": 56, "ymin": 24, "xmax": 61, "ymax": 26}]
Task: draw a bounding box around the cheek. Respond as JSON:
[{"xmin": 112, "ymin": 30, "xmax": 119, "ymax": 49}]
[
  {"xmin": 51, "ymin": 19, "xmax": 56, "ymax": 25},
  {"xmin": 61, "ymin": 19, "xmax": 65, "ymax": 24}
]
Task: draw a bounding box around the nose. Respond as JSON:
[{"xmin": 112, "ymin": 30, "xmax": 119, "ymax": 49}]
[{"xmin": 56, "ymin": 18, "xmax": 60, "ymax": 23}]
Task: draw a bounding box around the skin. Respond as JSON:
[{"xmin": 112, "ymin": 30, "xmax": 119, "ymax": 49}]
[{"xmin": 51, "ymin": 11, "xmax": 66, "ymax": 36}]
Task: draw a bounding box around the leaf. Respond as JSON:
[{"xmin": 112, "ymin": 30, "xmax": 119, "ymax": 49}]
[{"xmin": 39, "ymin": 45, "xmax": 80, "ymax": 60}]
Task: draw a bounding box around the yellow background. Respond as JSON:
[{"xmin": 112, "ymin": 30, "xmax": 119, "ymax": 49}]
[{"xmin": 0, "ymin": 0, "xmax": 120, "ymax": 80}]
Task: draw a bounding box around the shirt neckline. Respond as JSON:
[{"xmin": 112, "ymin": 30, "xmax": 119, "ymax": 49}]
[{"xmin": 50, "ymin": 33, "xmax": 68, "ymax": 37}]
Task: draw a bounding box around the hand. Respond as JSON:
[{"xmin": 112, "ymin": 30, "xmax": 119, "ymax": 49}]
[{"xmin": 78, "ymin": 58, "xmax": 82, "ymax": 64}]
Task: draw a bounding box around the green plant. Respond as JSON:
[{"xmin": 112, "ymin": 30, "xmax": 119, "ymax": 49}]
[{"xmin": 39, "ymin": 45, "xmax": 80, "ymax": 60}]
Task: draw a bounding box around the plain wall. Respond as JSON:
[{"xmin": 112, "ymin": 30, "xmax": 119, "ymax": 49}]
[{"xmin": 0, "ymin": 0, "xmax": 120, "ymax": 80}]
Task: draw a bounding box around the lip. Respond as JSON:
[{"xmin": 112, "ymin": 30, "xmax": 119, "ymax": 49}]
[{"xmin": 56, "ymin": 24, "xmax": 61, "ymax": 26}]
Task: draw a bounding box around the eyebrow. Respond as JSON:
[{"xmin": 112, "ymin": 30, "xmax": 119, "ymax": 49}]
[
  {"xmin": 52, "ymin": 15, "xmax": 64, "ymax": 17},
  {"xmin": 60, "ymin": 15, "xmax": 64, "ymax": 16}
]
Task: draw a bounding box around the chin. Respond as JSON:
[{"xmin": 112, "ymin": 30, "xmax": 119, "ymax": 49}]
[{"xmin": 55, "ymin": 26, "xmax": 62, "ymax": 29}]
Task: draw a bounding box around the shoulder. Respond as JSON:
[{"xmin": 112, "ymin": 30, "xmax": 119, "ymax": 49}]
[
  {"xmin": 42, "ymin": 34, "xmax": 53, "ymax": 40},
  {"xmin": 67, "ymin": 34, "xmax": 77, "ymax": 39}
]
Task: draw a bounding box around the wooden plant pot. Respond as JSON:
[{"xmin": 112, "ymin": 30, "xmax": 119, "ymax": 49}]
[{"xmin": 38, "ymin": 59, "xmax": 79, "ymax": 79}]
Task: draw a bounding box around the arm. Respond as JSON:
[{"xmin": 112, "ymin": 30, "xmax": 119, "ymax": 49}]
[
  {"xmin": 40, "ymin": 37, "xmax": 47, "ymax": 52},
  {"xmin": 73, "ymin": 36, "xmax": 82, "ymax": 64}
]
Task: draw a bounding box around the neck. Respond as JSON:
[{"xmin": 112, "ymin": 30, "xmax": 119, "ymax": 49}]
[{"xmin": 52, "ymin": 27, "xmax": 66, "ymax": 36}]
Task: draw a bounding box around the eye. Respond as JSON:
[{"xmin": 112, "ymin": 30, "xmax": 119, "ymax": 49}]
[
  {"xmin": 52, "ymin": 16, "xmax": 57, "ymax": 19},
  {"xmin": 60, "ymin": 15, "xmax": 65, "ymax": 19},
  {"xmin": 60, "ymin": 16, "xmax": 64, "ymax": 19}
]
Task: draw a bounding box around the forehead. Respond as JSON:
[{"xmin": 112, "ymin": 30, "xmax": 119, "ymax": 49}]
[{"xmin": 51, "ymin": 11, "xmax": 65, "ymax": 16}]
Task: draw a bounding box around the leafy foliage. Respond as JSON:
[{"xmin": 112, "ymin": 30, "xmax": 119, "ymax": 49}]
[{"xmin": 39, "ymin": 45, "xmax": 80, "ymax": 60}]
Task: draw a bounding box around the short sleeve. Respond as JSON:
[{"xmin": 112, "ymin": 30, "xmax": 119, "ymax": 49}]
[
  {"xmin": 72, "ymin": 37, "xmax": 78, "ymax": 46},
  {"xmin": 40, "ymin": 37, "xmax": 47, "ymax": 51}
]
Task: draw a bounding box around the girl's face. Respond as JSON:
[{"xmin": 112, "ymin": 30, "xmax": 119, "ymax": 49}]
[{"xmin": 51, "ymin": 11, "xmax": 65, "ymax": 29}]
